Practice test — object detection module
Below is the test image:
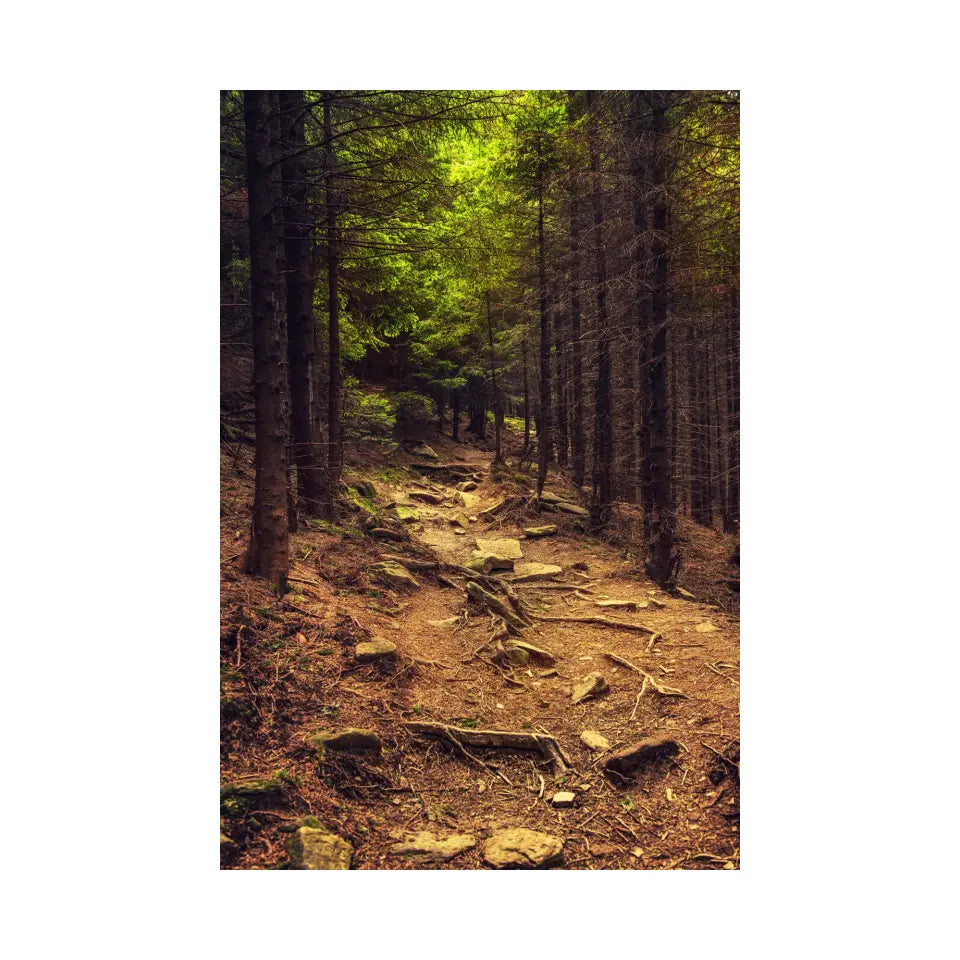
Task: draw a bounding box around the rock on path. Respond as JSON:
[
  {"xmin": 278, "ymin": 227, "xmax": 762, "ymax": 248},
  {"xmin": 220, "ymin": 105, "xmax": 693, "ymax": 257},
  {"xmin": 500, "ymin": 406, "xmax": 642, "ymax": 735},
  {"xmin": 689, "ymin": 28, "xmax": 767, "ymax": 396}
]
[
  {"xmin": 482, "ymin": 828, "xmax": 564, "ymax": 868},
  {"xmin": 389, "ymin": 832, "xmax": 476, "ymax": 863},
  {"xmin": 287, "ymin": 826, "xmax": 353, "ymax": 870}
]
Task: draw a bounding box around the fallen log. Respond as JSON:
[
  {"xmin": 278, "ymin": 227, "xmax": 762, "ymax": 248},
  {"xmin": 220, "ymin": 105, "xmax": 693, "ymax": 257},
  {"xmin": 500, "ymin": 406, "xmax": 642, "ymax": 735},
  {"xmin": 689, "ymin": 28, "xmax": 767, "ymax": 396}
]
[{"xmin": 404, "ymin": 721, "xmax": 571, "ymax": 770}]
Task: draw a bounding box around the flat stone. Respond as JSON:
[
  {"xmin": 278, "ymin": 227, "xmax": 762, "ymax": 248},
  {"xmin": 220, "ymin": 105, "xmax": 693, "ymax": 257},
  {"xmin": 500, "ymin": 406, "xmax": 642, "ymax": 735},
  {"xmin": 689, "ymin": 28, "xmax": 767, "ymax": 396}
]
[
  {"xmin": 539, "ymin": 490, "xmax": 563, "ymax": 504},
  {"xmin": 580, "ymin": 730, "xmax": 612, "ymax": 752},
  {"xmin": 572, "ymin": 672, "xmax": 609, "ymax": 704},
  {"xmin": 595, "ymin": 599, "xmax": 649, "ymax": 610},
  {"xmin": 510, "ymin": 562, "xmax": 563, "ymax": 583},
  {"xmin": 475, "ymin": 538, "xmax": 523, "ymax": 560},
  {"xmin": 550, "ymin": 791, "xmax": 577, "ymax": 808},
  {"xmin": 555, "ymin": 501, "xmax": 588, "ymax": 516},
  {"xmin": 409, "ymin": 490, "xmax": 444, "ymax": 504},
  {"xmin": 482, "ymin": 828, "xmax": 563, "ymax": 869},
  {"xmin": 456, "ymin": 491, "xmax": 479, "ymax": 510},
  {"xmin": 355, "ymin": 637, "xmax": 397, "ymax": 663},
  {"xmin": 410, "ymin": 443, "xmax": 439, "ymax": 460},
  {"xmin": 695, "ymin": 621, "xmax": 719, "ymax": 633},
  {"xmin": 389, "ymin": 831, "xmax": 477, "ymax": 863},
  {"xmin": 394, "ymin": 505, "xmax": 420, "ymax": 523},
  {"xmin": 428, "ymin": 617, "xmax": 459, "ymax": 627},
  {"xmin": 456, "ymin": 480, "xmax": 478, "ymax": 492},
  {"xmin": 371, "ymin": 561, "xmax": 419, "ymax": 589},
  {"xmin": 469, "ymin": 551, "xmax": 515, "ymax": 573},
  {"xmin": 603, "ymin": 735, "xmax": 680, "ymax": 776},
  {"xmin": 287, "ymin": 826, "xmax": 352, "ymax": 870},
  {"xmin": 310, "ymin": 728, "xmax": 383, "ymax": 754},
  {"xmin": 647, "ymin": 595, "xmax": 667, "ymax": 609},
  {"xmin": 523, "ymin": 525, "xmax": 558, "ymax": 538}
]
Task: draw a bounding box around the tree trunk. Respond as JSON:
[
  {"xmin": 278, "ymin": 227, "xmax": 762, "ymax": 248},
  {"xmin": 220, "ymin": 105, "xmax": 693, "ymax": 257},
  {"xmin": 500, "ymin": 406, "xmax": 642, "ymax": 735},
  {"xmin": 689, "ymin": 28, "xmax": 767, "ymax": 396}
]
[
  {"xmin": 323, "ymin": 93, "xmax": 342, "ymax": 518},
  {"xmin": 645, "ymin": 92, "xmax": 677, "ymax": 585},
  {"xmin": 587, "ymin": 91, "xmax": 612, "ymax": 532},
  {"xmin": 243, "ymin": 90, "xmax": 289, "ymax": 590},
  {"xmin": 522, "ymin": 331, "xmax": 531, "ymax": 452},
  {"xmin": 536, "ymin": 141, "xmax": 551, "ymax": 497},
  {"xmin": 486, "ymin": 290, "xmax": 503, "ymax": 463},
  {"xmin": 725, "ymin": 287, "xmax": 740, "ymax": 532},
  {"xmin": 280, "ymin": 90, "xmax": 325, "ymax": 516},
  {"xmin": 452, "ymin": 389, "xmax": 461, "ymax": 442},
  {"xmin": 567, "ymin": 102, "xmax": 586, "ymax": 490}
]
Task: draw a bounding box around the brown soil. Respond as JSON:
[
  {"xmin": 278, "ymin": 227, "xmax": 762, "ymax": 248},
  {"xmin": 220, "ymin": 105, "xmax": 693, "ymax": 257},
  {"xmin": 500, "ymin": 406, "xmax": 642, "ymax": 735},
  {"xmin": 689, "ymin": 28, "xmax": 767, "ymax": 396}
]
[{"xmin": 220, "ymin": 431, "xmax": 740, "ymax": 870}]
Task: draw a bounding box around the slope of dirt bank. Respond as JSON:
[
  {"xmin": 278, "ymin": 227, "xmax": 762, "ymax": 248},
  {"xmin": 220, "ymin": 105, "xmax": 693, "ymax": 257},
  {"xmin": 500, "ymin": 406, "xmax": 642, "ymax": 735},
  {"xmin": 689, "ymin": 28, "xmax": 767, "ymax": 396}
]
[{"xmin": 220, "ymin": 433, "xmax": 740, "ymax": 870}]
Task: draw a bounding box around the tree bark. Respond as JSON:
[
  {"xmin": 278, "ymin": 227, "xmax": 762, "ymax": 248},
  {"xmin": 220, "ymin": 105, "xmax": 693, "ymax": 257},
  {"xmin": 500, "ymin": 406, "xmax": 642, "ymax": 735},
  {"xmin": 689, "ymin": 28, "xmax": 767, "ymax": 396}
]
[
  {"xmin": 243, "ymin": 89, "xmax": 289, "ymax": 590},
  {"xmin": 587, "ymin": 91, "xmax": 612, "ymax": 532},
  {"xmin": 568, "ymin": 185, "xmax": 586, "ymax": 489},
  {"xmin": 645, "ymin": 92, "xmax": 677, "ymax": 585},
  {"xmin": 323, "ymin": 93, "xmax": 342, "ymax": 518},
  {"xmin": 280, "ymin": 90, "xmax": 325, "ymax": 516},
  {"xmin": 536, "ymin": 140, "xmax": 551, "ymax": 497}
]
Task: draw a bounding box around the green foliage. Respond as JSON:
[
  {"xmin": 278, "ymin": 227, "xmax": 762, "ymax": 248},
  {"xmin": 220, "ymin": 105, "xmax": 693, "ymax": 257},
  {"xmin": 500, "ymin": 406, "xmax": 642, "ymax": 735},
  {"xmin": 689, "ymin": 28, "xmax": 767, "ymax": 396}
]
[
  {"xmin": 391, "ymin": 391, "xmax": 436, "ymax": 425},
  {"xmin": 342, "ymin": 379, "xmax": 396, "ymax": 438}
]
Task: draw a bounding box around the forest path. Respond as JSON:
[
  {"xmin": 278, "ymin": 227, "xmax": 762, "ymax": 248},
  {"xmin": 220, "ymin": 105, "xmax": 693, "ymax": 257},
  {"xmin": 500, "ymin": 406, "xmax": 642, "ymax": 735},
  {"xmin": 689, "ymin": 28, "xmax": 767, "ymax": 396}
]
[{"xmin": 356, "ymin": 441, "xmax": 741, "ymax": 869}]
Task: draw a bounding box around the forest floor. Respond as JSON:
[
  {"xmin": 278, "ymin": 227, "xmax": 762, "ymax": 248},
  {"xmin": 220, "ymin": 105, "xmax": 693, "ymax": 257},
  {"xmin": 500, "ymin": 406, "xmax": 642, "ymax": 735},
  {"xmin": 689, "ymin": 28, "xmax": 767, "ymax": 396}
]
[{"xmin": 220, "ymin": 428, "xmax": 740, "ymax": 870}]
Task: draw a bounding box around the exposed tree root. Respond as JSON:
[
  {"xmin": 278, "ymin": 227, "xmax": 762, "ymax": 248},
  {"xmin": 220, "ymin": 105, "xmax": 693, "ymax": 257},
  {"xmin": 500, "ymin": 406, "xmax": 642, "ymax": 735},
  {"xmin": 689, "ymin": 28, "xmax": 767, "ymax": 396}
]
[
  {"xmin": 603, "ymin": 651, "xmax": 687, "ymax": 697},
  {"xmin": 404, "ymin": 720, "xmax": 571, "ymax": 771},
  {"xmin": 532, "ymin": 614, "xmax": 658, "ymax": 634}
]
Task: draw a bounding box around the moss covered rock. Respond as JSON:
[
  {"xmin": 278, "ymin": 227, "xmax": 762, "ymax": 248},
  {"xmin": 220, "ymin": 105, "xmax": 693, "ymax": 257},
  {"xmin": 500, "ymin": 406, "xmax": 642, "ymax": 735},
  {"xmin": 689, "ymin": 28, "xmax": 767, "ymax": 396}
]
[{"xmin": 286, "ymin": 826, "xmax": 352, "ymax": 870}]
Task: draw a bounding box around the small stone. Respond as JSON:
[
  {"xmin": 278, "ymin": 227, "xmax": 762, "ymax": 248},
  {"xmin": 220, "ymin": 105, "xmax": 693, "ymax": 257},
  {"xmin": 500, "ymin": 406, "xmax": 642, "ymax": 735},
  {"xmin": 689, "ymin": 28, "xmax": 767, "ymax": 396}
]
[
  {"xmin": 647, "ymin": 596, "xmax": 667, "ymax": 609},
  {"xmin": 310, "ymin": 728, "xmax": 382, "ymax": 754},
  {"xmin": 676, "ymin": 586, "xmax": 696, "ymax": 599},
  {"xmin": 389, "ymin": 832, "xmax": 476, "ymax": 863},
  {"xmin": 523, "ymin": 524, "xmax": 558, "ymax": 538},
  {"xmin": 505, "ymin": 640, "xmax": 556, "ymax": 665},
  {"xmin": 394, "ymin": 505, "xmax": 420, "ymax": 523},
  {"xmin": 287, "ymin": 826, "xmax": 352, "ymax": 870},
  {"xmin": 478, "ymin": 498, "xmax": 511, "ymax": 520},
  {"xmin": 355, "ymin": 637, "xmax": 397, "ymax": 663},
  {"xmin": 448, "ymin": 513, "xmax": 469, "ymax": 529},
  {"xmin": 456, "ymin": 490, "xmax": 480, "ymax": 510},
  {"xmin": 454, "ymin": 528, "xmax": 466, "ymax": 535},
  {"xmin": 370, "ymin": 561, "xmax": 419, "ymax": 589},
  {"xmin": 695, "ymin": 621, "xmax": 719, "ymax": 633},
  {"xmin": 510, "ymin": 562, "xmax": 563, "ymax": 583},
  {"xmin": 409, "ymin": 490, "xmax": 444, "ymax": 504},
  {"xmin": 603, "ymin": 735, "xmax": 680, "ymax": 776},
  {"xmin": 468, "ymin": 552, "xmax": 514, "ymax": 573},
  {"xmin": 550, "ymin": 791, "xmax": 576, "ymax": 808},
  {"xmin": 595, "ymin": 599, "xmax": 648, "ymax": 610},
  {"xmin": 456, "ymin": 480, "xmax": 478, "ymax": 492},
  {"xmin": 428, "ymin": 617, "xmax": 459, "ymax": 627},
  {"xmin": 538, "ymin": 490, "xmax": 563, "ymax": 504},
  {"xmin": 482, "ymin": 828, "xmax": 564, "ymax": 869},
  {"xmin": 572, "ymin": 672, "xmax": 609, "ymax": 704},
  {"xmin": 555, "ymin": 501, "xmax": 589, "ymax": 516},
  {"xmin": 475, "ymin": 537, "xmax": 524, "ymax": 560},
  {"xmin": 580, "ymin": 730, "xmax": 612, "ymax": 752},
  {"xmin": 410, "ymin": 443, "xmax": 439, "ymax": 460}
]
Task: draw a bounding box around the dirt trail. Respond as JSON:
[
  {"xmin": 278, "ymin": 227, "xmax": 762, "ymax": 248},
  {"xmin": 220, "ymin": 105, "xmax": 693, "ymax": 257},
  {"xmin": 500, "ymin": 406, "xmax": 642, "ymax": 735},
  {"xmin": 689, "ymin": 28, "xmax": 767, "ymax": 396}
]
[{"xmin": 220, "ymin": 438, "xmax": 740, "ymax": 870}]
